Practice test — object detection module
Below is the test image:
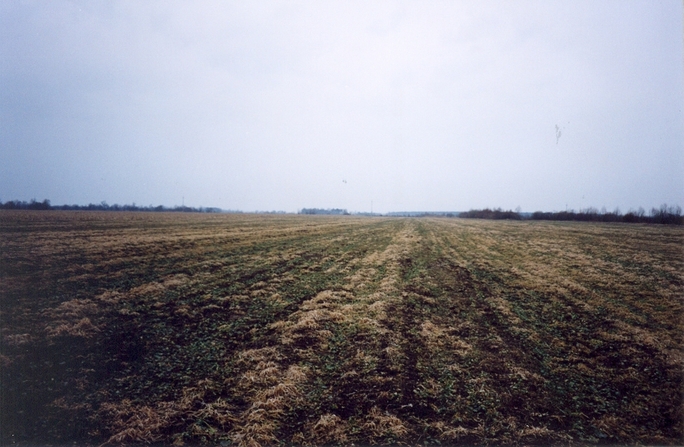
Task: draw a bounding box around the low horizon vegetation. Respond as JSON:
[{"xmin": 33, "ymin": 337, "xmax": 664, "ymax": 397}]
[
  {"xmin": 1, "ymin": 199, "xmax": 682, "ymax": 225},
  {"xmin": 0, "ymin": 198, "xmax": 222, "ymax": 213},
  {"xmin": 460, "ymin": 204, "xmax": 683, "ymax": 225},
  {"xmin": 1, "ymin": 211, "xmax": 681, "ymax": 445}
]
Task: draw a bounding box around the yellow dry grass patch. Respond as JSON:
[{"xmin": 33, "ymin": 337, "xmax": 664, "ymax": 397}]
[
  {"xmin": 420, "ymin": 320, "xmax": 472, "ymax": 356},
  {"xmin": 129, "ymin": 274, "xmax": 189, "ymax": 297},
  {"xmin": 100, "ymin": 380, "xmax": 233, "ymax": 446},
  {"xmin": 363, "ymin": 406, "xmax": 409, "ymax": 438},
  {"xmin": 232, "ymin": 349, "xmax": 308, "ymax": 447},
  {"xmin": 305, "ymin": 413, "xmax": 349, "ymax": 444},
  {"xmin": 43, "ymin": 299, "xmax": 101, "ymax": 338}
]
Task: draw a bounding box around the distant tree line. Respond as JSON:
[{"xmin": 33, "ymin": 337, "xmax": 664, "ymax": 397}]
[
  {"xmin": 459, "ymin": 208, "xmax": 522, "ymax": 220},
  {"xmin": 0, "ymin": 199, "xmax": 221, "ymax": 213},
  {"xmin": 388, "ymin": 212, "xmax": 459, "ymax": 217},
  {"xmin": 459, "ymin": 205, "xmax": 682, "ymax": 225},
  {"xmin": 299, "ymin": 208, "xmax": 349, "ymax": 215},
  {"xmin": 0, "ymin": 199, "xmax": 53, "ymax": 210},
  {"xmin": 531, "ymin": 205, "xmax": 682, "ymax": 225}
]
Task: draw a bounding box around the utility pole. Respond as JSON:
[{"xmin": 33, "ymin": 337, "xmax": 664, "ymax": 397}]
[{"xmin": 371, "ymin": 200, "xmax": 373, "ymax": 215}]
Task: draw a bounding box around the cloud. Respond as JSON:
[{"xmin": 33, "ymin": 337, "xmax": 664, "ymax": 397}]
[{"xmin": 1, "ymin": 0, "xmax": 682, "ymax": 212}]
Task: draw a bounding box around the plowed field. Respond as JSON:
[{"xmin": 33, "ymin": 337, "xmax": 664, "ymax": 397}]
[{"xmin": 1, "ymin": 211, "xmax": 682, "ymax": 445}]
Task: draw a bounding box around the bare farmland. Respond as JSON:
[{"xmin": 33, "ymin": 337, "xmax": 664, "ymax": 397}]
[{"xmin": 1, "ymin": 211, "xmax": 682, "ymax": 445}]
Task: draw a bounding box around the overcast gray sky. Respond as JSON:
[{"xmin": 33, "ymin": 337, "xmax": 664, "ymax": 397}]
[{"xmin": 1, "ymin": 1, "xmax": 682, "ymax": 213}]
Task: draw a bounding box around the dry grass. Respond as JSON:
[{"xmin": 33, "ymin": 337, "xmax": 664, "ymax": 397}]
[{"xmin": 1, "ymin": 211, "xmax": 682, "ymax": 445}]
